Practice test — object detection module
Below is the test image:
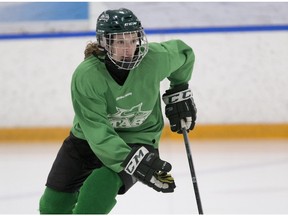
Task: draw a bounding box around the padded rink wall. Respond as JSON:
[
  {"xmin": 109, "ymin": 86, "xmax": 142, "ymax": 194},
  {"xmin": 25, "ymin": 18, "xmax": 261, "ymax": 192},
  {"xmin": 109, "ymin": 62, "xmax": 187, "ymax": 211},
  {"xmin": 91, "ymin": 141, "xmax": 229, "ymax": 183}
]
[{"xmin": 0, "ymin": 2, "xmax": 288, "ymax": 142}]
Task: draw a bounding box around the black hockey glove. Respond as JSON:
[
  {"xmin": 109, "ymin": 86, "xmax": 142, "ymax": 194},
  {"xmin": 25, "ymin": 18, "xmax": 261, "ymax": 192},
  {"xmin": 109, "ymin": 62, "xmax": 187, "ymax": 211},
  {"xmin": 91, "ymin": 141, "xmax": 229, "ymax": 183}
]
[
  {"xmin": 162, "ymin": 83, "xmax": 197, "ymax": 134},
  {"xmin": 122, "ymin": 146, "xmax": 176, "ymax": 193}
]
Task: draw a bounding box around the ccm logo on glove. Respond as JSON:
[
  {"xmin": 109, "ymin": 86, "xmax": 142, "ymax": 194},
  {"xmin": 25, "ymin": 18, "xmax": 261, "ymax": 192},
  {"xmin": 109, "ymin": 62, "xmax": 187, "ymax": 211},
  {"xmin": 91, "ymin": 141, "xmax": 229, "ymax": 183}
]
[
  {"xmin": 124, "ymin": 146, "xmax": 149, "ymax": 175},
  {"xmin": 162, "ymin": 89, "xmax": 192, "ymax": 104},
  {"xmin": 162, "ymin": 83, "xmax": 197, "ymax": 133},
  {"xmin": 122, "ymin": 146, "xmax": 176, "ymax": 193}
]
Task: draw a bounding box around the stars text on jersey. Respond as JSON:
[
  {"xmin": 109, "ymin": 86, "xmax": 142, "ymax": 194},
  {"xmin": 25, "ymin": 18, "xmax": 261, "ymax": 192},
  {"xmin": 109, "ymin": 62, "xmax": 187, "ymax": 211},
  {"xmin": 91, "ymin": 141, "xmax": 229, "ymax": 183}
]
[{"xmin": 107, "ymin": 103, "xmax": 152, "ymax": 128}]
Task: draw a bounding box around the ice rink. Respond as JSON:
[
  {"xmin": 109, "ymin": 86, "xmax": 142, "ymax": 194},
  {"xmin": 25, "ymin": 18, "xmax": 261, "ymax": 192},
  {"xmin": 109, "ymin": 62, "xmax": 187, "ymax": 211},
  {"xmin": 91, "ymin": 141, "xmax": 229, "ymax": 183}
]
[{"xmin": 0, "ymin": 139, "xmax": 288, "ymax": 214}]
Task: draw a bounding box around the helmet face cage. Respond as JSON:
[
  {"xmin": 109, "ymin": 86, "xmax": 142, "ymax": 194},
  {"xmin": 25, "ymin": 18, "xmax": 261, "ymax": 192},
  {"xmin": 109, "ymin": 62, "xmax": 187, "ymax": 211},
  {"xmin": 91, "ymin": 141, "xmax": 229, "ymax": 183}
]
[
  {"xmin": 96, "ymin": 8, "xmax": 149, "ymax": 70},
  {"xmin": 101, "ymin": 29, "xmax": 148, "ymax": 70}
]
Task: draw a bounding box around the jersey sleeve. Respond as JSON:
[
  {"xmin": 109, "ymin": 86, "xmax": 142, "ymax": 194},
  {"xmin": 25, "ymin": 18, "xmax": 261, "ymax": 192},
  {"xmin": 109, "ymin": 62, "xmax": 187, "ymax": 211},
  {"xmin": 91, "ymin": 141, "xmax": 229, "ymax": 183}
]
[
  {"xmin": 159, "ymin": 39, "xmax": 195, "ymax": 88},
  {"xmin": 71, "ymin": 67, "xmax": 131, "ymax": 173}
]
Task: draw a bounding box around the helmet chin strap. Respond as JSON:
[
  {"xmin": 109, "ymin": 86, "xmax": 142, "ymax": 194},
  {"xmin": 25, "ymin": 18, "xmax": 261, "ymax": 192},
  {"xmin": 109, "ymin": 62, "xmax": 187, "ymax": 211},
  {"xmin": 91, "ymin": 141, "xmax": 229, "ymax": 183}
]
[
  {"xmin": 92, "ymin": 46, "xmax": 107, "ymax": 63},
  {"xmin": 98, "ymin": 45, "xmax": 106, "ymax": 52}
]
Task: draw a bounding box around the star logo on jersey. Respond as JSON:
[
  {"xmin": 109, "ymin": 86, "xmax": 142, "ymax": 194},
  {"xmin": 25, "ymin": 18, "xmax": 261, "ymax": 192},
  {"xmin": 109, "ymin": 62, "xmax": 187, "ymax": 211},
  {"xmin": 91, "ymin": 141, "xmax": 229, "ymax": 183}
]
[{"xmin": 108, "ymin": 103, "xmax": 152, "ymax": 128}]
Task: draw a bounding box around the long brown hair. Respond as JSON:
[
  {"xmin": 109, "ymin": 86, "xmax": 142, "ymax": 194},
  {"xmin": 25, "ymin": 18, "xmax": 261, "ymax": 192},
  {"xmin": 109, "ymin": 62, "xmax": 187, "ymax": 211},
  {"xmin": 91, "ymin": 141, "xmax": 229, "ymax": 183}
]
[{"xmin": 84, "ymin": 41, "xmax": 105, "ymax": 60}]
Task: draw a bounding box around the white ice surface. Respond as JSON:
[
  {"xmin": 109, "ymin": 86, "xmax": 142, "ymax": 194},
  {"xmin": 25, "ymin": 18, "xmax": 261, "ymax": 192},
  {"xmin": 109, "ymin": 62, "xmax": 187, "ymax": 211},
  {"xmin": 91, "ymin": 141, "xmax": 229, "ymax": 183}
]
[{"xmin": 0, "ymin": 139, "xmax": 288, "ymax": 214}]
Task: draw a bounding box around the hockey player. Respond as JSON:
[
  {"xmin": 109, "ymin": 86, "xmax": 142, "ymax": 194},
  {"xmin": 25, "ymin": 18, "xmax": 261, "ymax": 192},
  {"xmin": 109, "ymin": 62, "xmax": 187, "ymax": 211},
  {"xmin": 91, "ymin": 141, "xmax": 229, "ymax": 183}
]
[{"xmin": 39, "ymin": 8, "xmax": 197, "ymax": 214}]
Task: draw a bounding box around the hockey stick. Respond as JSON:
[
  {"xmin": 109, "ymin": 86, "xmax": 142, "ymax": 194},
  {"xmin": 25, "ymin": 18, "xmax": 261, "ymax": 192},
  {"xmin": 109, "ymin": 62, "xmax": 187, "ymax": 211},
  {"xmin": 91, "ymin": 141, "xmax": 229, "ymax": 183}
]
[{"xmin": 181, "ymin": 119, "xmax": 203, "ymax": 214}]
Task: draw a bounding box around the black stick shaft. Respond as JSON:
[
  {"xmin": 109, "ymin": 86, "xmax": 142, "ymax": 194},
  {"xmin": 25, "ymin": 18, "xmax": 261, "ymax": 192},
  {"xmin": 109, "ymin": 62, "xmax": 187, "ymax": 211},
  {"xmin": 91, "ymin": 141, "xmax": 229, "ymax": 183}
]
[{"xmin": 182, "ymin": 127, "xmax": 203, "ymax": 214}]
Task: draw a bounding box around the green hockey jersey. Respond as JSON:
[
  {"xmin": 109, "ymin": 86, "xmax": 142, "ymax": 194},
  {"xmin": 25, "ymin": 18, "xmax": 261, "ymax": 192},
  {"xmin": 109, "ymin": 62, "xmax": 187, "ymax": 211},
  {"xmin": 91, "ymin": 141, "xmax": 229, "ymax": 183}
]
[{"xmin": 71, "ymin": 39, "xmax": 195, "ymax": 172}]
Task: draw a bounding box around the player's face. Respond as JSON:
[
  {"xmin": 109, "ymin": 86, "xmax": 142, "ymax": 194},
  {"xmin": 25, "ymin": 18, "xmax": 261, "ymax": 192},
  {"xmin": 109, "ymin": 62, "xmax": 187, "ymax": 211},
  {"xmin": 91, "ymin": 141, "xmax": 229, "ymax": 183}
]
[{"xmin": 110, "ymin": 32, "xmax": 138, "ymax": 62}]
